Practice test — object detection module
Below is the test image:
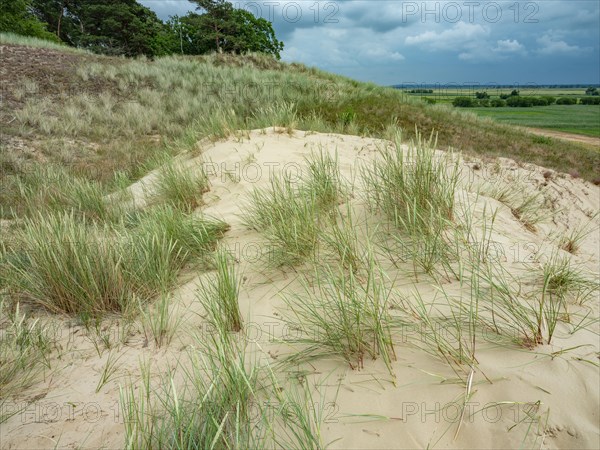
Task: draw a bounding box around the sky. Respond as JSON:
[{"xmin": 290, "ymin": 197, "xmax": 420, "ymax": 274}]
[{"xmin": 139, "ymin": 1, "xmax": 600, "ymax": 86}]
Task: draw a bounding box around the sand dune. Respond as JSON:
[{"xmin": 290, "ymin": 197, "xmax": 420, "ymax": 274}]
[{"xmin": 2, "ymin": 128, "xmax": 598, "ymax": 449}]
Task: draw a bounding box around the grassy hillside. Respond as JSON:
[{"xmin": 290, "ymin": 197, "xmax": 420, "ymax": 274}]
[{"xmin": 1, "ymin": 33, "xmax": 599, "ymax": 220}]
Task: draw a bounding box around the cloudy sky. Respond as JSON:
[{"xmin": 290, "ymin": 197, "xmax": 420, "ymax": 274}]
[{"xmin": 140, "ymin": 1, "xmax": 600, "ymax": 86}]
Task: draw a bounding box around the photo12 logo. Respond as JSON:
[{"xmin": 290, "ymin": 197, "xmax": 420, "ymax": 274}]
[
  {"xmin": 400, "ymin": 1, "xmax": 540, "ymax": 24},
  {"xmin": 233, "ymin": 1, "xmax": 340, "ymax": 24}
]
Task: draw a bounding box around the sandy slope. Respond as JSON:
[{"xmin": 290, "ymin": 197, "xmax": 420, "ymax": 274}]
[{"xmin": 2, "ymin": 128, "xmax": 599, "ymax": 449}]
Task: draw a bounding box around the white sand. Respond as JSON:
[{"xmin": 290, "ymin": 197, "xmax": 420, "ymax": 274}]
[{"xmin": 2, "ymin": 128, "xmax": 598, "ymax": 449}]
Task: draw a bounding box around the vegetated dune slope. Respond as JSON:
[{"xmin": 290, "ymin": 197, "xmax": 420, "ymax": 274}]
[{"xmin": 2, "ymin": 128, "xmax": 598, "ymax": 449}]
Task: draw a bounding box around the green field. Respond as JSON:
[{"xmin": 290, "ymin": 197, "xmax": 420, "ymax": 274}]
[
  {"xmin": 466, "ymin": 105, "xmax": 600, "ymax": 138},
  {"xmin": 402, "ymin": 88, "xmax": 600, "ymax": 137}
]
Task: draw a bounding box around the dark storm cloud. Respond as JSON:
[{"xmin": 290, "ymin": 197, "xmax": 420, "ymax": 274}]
[{"xmin": 140, "ymin": 1, "xmax": 600, "ymax": 84}]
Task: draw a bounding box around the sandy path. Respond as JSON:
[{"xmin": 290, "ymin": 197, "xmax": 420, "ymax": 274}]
[{"xmin": 523, "ymin": 127, "xmax": 600, "ymax": 147}]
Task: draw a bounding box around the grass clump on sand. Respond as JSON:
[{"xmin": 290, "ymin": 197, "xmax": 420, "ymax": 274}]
[
  {"xmin": 120, "ymin": 320, "xmax": 326, "ymax": 449},
  {"xmin": 478, "ymin": 175, "xmax": 552, "ymax": 232},
  {"xmin": 557, "ymin": 214, "xmax": 598, "ymax": 254},
  {"xmin": 243, "ymin": 173, "xmax": 319, "ymax": 266},
  {"xmin": 281, "ymin": 256, "xmax": 398, "ymax": 382},
  {"xmin": 540, "ymin": 253, "xmax": 598, "ymax": 306},
  {"xmin": 243, "ymin": 151, "xmax": 343, "ymax": 267},
  {"xmin": 0, "ymin": 301, "xmax": 55, "ymax": 423},
  {"xmin": 408, "ymin": 288, "xmax": 480, "ymax": 381},
  {"xmin": 153, "ymin": 161, "xmax": 210, "ymax": 212},
  {"xmin": 462, "ymin": 251, "xmax": 597, "ymax": 348},
  {"xmin": 196, "ymin": 247, "xmax": 243, "ymax": 333},
  {"xmin": 139, "ymin": 292, "xmax": 183, "ymax": 349},
  {"xmin": 536, "ymin": 252, "xmax": 599, "ymax": 342},
  {"xmin": 2, "ymin": 207, "xmax": 228, "ymax": 319},
  {"xmin": 363, "ymin": 130, "xmax": 460, "ymax": 279},
  {"xmin": 121, "ymin": 337, "xmax": 265, "ymax": 449},
  {"xmin": 304, "ymin": 149, "xmax": 345, "ymax": 213},
  {"xmin": 320, "ymin": 205, "xmax": 368, "ymax": 275},
  {"xmin": 363, "ymin": 131, "xmax": 458, "ymax": 230}
]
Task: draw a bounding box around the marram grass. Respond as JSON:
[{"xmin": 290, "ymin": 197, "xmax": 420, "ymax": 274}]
[{"xmin": 3, "ymin": 207, "xmax": 228, "ymax": 319}]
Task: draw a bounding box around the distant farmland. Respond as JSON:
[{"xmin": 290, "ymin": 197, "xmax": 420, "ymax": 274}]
[
  {"xmin": 398, "ymin": 86, "xmax": 600, "ymax": 137},
  {"xmin": 465, "ymin": 105, "xmax": 600, "ymax": 138}
]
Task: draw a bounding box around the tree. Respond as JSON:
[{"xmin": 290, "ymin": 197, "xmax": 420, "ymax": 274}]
[
  {"xmin": 6, "ymin": 0, "xmax": 284, "ymax": 59},
  {"xmin": 585, "ymin": 87, "xmax": 599, "ymax": 96},
  {"xmin": 29, "ymin": 0, "xmax": 170, "ymax": 56},
  {"xmin": 166, "ymin": 13, "xmax": 214, "ymax": 55},
  {"xmin": 31, "ymin": 0, "xmax": 74, "ymax": 42},
  {"xmin": 190, "ymin": 0, "xmax": 283, "ymax": 58},
  {"xmin": 0, "ymin": 0, "xmax": 59, "ymax": 41},
  {"xmin": 191, "ymin": 0, "xmax": 235, "ymax": 53},
  {"xmin": 228, "ymin": 8, "xmax": 283, "ymax": 57},
  {"xmin": 475, "ymin": 91, "xmax": 489, "ymax": 99},
  {"xmin": 71, "ymin": 0, "xmax": 168, "ymax": 56}
]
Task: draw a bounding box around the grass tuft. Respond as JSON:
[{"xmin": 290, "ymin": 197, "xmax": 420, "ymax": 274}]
[
  {"xmin": 242, "ymin": 151, "xmax": 344, "ymax": 267},
  {"xmin": 0, "ymin": 301, "xmax": 54, "ymax": 422},
  {"xmin": 3, "ymin": 208, "xmax": 227, "ymax": 319},
  {"xmin": 196, "ymin": 247, "xmax": 243, "ymax": 333},
  {"xmin": 153, "ymin": 161, "xmax": 209, "ymax": 212},
  {"xmin": 281, "ymin": 255, "xmax": 398, "ymax": 381},
  {"xmin": 120, "ymin": 318, "xmax": 325, "ymax": 449},
  {"xmin": 140, "ymin": 293, "xmax": 183, "ymax": 348},
  {"xmin": 363, "ymin": 130, "xmax": 459, "ymax": 279},
  {"xmin": 15, "ymin": 166, "xmax": 126, "ymax": 222}
]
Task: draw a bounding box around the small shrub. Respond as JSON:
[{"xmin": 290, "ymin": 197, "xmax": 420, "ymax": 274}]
[
  {"xmin": 531, "ymin": 97, "xmax": 549, "ymax": 106},
  {"xmin": 507, "ymin": 96, "xmax": 534, "ymax": 107},
  {"xmin": 579, "ymin": 96, "xmax": 600, "ymax": 105},
  {"xmin": 339, "ymin": 108, "xmax": 356, "ymax": 126},
  {"xmin": 533, "ymin": 135, "xmax": 552, "ymax": 145},
  {"xmin": 452, "ymin": 97, "xmax": 475, "ymax": 107},
  {"xmin": 556, "ymin": 97, "xmax": 577, "ymax": 105}
]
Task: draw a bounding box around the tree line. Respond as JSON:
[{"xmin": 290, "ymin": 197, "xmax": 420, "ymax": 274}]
[
  {"xmin": 0, "ymin": 0, "xmax": 284, "ymax": 58},
  {"xmin": 453, "ymin": 95, "xmax": 600, "ymax": 108}
]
